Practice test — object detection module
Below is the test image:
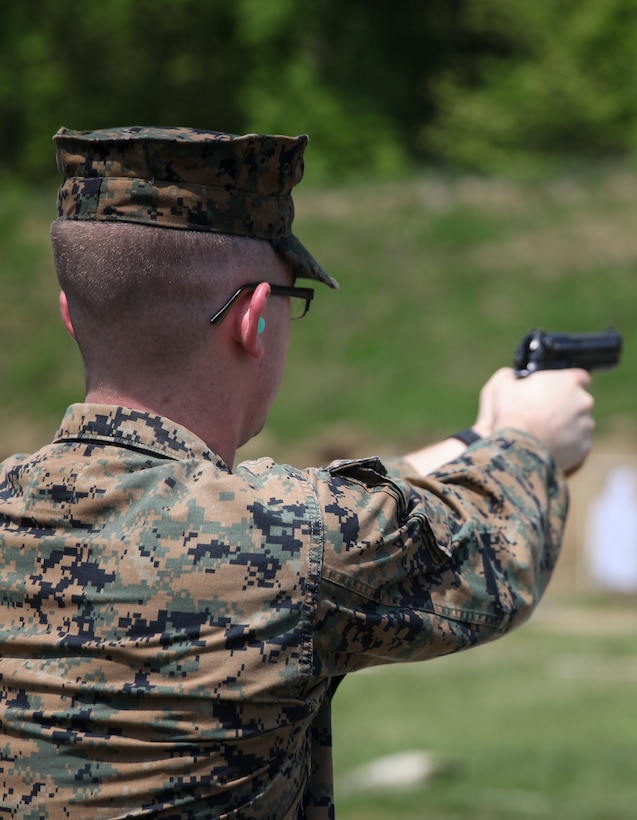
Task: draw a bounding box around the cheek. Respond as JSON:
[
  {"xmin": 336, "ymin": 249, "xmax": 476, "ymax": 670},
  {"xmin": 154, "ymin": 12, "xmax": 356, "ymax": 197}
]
[
  {"xmin": 257, "ymin": 328, "xmax": 289, "ymax": 397},
  {"xmin": 269, "ymin": 340, "xmax": 289, "ymax": 399},
  {"xmin": 259, "ymin": 309, "xmax": 291, "ymax": 402}
]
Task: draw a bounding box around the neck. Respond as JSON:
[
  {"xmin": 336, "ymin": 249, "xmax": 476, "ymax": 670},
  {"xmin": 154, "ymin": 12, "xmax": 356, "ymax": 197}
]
[{"xmin": 84, "ymin": 383, "xmax": 243, "ymax": 468}]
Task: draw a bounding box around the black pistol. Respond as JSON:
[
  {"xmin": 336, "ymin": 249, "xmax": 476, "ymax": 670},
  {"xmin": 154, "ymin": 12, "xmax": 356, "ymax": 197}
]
[{"xmin": 514, "ymin": 328, "xmax": 622, "ymax": 377}]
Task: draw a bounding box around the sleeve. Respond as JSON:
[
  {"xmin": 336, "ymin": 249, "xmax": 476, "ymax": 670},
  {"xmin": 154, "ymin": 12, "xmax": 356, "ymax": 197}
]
[{"xmin": 308, "ymin": 428, "xmax": 567, "ymax": 676}]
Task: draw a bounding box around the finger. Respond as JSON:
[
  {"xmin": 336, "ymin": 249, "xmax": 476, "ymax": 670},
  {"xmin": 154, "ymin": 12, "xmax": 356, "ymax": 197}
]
[{"xmin": 568, "ymin": 367, "xmax": 592, "ymax": 388}]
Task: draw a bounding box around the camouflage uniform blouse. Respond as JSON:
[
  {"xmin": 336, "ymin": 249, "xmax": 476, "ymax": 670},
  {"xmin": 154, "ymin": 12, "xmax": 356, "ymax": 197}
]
[{"xmin": 0, "ymin": 405, "xmax": 566, "ymax": 819}]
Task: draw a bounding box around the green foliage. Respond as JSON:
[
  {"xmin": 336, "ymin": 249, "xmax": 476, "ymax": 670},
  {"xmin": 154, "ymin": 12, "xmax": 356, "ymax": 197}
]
[
  {"xmin": 4, "ymin": 0, "xmax": 637, "ymax": 180},
  {"xmin": 0, "ymin": 0, "xmax": 419, "ymax": 182},
  {"xmin": 0, "ymin": 0, "xmax": 247, "ymax": 179},
  {"xmin": 424, "ymin": 0, "xmax": 637, "ymax": 172}
]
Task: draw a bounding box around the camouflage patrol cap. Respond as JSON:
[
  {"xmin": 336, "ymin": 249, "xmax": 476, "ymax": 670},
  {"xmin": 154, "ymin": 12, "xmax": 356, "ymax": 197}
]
[{"xmin": 53, "ymin": 125, "xmax": 338, "ymax": 288}]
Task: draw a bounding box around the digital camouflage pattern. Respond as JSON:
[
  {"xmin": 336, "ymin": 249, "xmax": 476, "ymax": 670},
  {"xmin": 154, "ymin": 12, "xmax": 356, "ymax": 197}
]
[
  {"xmin": 53, "ymin": 126, "xmax": 338, "ymax": 289},
  {"xmin": 0, "ymin": 405, "xmax": 567, "ymax": 818}
]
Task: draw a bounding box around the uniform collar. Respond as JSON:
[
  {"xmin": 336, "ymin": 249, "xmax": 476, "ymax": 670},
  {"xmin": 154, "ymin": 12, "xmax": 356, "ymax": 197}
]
[{"xmin": 54, "ymin": 404, "xmax": 230, "ymax": 470}]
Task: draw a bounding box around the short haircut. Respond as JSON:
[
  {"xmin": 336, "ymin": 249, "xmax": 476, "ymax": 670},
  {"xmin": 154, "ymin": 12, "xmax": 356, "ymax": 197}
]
[{"xmin": 51, "ymin": 220, "xmax": 283, "ymax": 375}]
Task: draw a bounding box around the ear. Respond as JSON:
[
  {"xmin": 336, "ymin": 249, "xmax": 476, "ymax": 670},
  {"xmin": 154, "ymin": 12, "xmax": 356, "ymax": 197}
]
[
  {"xmin": 232, "ymin": 282, "xmax": 270, "ymax": 358},
  {"xmin": 58, "ymin": 290, "xmax": 77, "ymax": 341}
]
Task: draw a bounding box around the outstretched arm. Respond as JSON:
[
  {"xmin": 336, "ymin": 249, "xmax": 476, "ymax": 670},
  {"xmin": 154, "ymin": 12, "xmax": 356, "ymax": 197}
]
[{"xmin": 404, "ymin": 366, "xmax": 594, "ymax": 476}]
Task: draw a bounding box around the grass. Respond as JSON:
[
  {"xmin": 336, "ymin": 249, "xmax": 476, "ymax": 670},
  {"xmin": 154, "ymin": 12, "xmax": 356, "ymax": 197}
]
[
  {"xmin": 266, "ymin": 167, "xmax": 637, "ymax": 461},
  {"xmin": 332, "ymin": 593, "xmax": 637, "ymax": 819},
  {"xmin": 0, "ymin": 180, "xmax": 83, "ymax": 452}
]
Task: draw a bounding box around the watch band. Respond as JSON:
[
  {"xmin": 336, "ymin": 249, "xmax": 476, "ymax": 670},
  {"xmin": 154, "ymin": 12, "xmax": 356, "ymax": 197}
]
[{"xmin": 449, "ymin": 428, "xmax": 482, "ymax": 446}]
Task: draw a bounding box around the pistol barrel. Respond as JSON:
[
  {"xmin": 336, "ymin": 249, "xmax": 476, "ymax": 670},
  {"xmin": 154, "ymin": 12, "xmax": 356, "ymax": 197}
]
[{"xmin": 514, "ymin": 329, "xmax": 622, "ymax": 377}]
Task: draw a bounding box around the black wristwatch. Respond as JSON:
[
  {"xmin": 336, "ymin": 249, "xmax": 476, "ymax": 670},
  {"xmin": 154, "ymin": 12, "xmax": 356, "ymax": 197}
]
[{"xmin": 449, "ymin": 428, "xmax": 482, "ymax": 446}]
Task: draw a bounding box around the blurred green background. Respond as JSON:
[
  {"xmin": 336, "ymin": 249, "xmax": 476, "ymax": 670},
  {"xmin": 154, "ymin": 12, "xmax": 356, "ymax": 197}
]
[{"xmin": 2, "ymin": 1, "xmax": 637, "ymax": 816}]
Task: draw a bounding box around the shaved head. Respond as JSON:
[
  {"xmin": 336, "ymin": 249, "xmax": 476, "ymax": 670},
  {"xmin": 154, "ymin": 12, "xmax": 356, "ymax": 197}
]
[{"xmin": 51, "ymin": 221, "xmax": 287, "ymax": 386}]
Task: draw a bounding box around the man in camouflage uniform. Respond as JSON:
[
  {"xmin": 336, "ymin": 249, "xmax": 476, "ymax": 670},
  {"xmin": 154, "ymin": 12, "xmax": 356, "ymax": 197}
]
[{"xmin": 0, "ymin": 127, "xmax": 593, "ymax": 818}]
